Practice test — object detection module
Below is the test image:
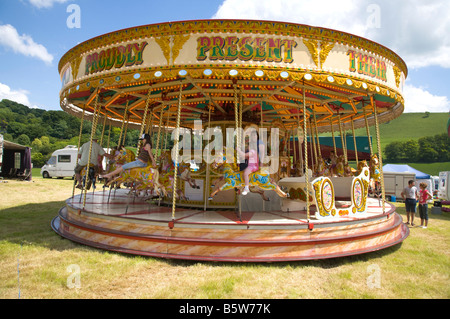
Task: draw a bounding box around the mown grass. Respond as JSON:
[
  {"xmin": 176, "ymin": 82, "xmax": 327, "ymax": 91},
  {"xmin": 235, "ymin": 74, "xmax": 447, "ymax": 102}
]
[{"xmin": 0, "ymin": 175, "xmax": 449, "ymax": 299}]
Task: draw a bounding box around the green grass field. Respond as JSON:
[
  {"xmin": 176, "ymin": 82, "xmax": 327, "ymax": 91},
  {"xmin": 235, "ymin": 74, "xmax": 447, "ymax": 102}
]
[
  {"xmin": 1, "ymin": 174, "xmax": 449, "ymax": 299},
  {"xmin": 322, "ymin": 112, "xmax": 449, "ymax": 153}
]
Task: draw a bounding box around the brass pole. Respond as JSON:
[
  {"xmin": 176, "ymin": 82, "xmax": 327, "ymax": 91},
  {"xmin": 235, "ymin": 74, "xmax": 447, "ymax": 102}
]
[
  {"xmin": 171, "ymin": 82, "xmax": 183, "ymax": 220},
  {"xmin": 83, "ymin": 90, "xmax": 101, "ymax": 208},
  {"xmin": 303, "ymin": 88, "xmax": 310, "ymax": 221},
  {"xmin": 72, "ymin": 107, "xmax": 86, "ymax": 198},
  {"xmin": 155, "ymin": 105, "xmax": 165, "ymax": 160},
  {"xmin": 371, "ymin": 95, "xmax": 386, "ymax": 214},
  {"xmin": 204, "ymin": 101, "xmax": 212, "ymax": 211},
  {"xmin": 351, "ymin": 116, "xmax": 358, "ymax": 165},
  {"xmin": 296, "ymin": 98, "xmax": 303, "ymax": 175}
]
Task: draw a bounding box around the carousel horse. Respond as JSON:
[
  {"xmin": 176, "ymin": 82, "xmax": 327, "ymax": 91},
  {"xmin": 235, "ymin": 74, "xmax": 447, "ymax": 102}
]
[
  {"xmin": 369, "ymin": 154, "xmax": 381, "ymax": 181},
  {"xmin": 178, "ymin": 161, "xmax": 200, "ymax": 189},
  {"xmin": 103, "ymin": 147, "xmax": 137, "ymax": 188},
  {"xmin": 355, "ymin": 160, "xmax": 369, "ymax": 176},
  {"xmin": 156, "ymin": 151, "xmax": 188, "ymax": 200},
  {"xmin": 314, "ymin": 157, "xmax": 332, "ymax": 177},
  {"xmin": 368, "ymin": 154, "xmax": 382, "ymax": 197},
  {"xmin": 208, "ymin": 159, "xmax": 288, "ymax": 200},
  {"xmin": 330, "ymin": 155, "xmax": 345, "ymax": 177},
  {"xmin": 208, "ymin": 153, "xmax": 272, "ymax": 201},
  {"xmin": 76, "ymin": 164, "xmax": 97, "ymax": 190},
  {"xmin": 103, "ymin": 149, "xmax": 163, "ymax": 197},
  {"xmin": 103, "ymin": 159, "xmax": 164, "ymax": 197},
  {"xmin": 343, "ymin": 161, "xmax": 357, "ymax": 177}
]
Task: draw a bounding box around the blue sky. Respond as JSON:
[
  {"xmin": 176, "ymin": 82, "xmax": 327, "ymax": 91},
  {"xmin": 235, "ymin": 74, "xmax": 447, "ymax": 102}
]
[{"xmin": 0, "ymin": 0, "xmax": 449, "ymax": 114}]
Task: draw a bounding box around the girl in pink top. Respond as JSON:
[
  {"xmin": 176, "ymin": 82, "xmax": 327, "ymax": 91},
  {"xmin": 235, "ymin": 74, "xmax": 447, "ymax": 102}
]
[
  {"xmin": 418, "ymin": 182, "xmax": 432, "ymax": 228},
  {"xmin": 238, "ymin": 129, "xmax": 264, "ymax": 196}
]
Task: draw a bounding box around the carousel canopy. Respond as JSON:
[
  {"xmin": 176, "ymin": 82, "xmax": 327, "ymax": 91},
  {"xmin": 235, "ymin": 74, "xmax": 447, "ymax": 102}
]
[{"xmin": 58, "ymin": 19, "xmax": 407, "ymax": 133}]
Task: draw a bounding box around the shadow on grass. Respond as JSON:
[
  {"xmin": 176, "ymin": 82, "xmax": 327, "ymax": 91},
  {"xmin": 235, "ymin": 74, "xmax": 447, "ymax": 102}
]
[
  {"xmin": 0, "ymin": 201, "xmax": 78, "ymax": 251},
  {"xmin": 0, "ymin": 200, "xmax": 406, "ymax": 269}
]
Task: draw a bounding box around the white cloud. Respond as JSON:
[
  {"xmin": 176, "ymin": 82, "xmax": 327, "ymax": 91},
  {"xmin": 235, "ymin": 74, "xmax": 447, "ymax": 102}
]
[
  {"xmin": 213, "ymin": 0, "xmax": 450, "ymax": 69},
  {"xmin": 0, "ymin": 83, "xmax": 32, "ymax": 106},
  {"xmin": 28, "ymin": 0, "xmax": 69, "ymax": 9},
  {"xmin": 403, "ymin": 83, "xmax": 449, "ymax": 113},
  {"xmin": 0, "ymin": 24, "xmax": 53, "ymax": 65},
  {"xmin": 213, "ymin": 0, "xmax": 450, "ymax": 113},
  {"xmin": 0, "ymin": 83, "xmax": 41, "ymax": 109}
]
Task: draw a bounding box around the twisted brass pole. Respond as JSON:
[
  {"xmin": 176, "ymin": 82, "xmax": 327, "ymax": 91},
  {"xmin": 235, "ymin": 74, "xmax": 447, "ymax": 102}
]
[
  {"xmin": 171, "ymin": 82, "xmax": 183, "ymax": 220},
  {"xmin": 303, "ymin": 88, "xmax": 310, "ymax": 221},
  {"xmin": 83, "ymin": 90, "xmax": 101, "ymax": 208},
  {"xmin": 72, "ymin": 107, "xmax": 85, "ymax": 198},
  {"xmin": 372, "ymin": 95, "xmax": 386, "ymax": 214}
]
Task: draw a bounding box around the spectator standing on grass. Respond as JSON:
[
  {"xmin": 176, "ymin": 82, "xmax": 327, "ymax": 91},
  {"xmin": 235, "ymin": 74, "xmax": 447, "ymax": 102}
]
[
  {"xmin": 401, "ymin": 180, "xmax": 418, "ymax": 226},
  {"xmin": 418, "ymin": 182, "xmax": 432, "ymax": 229}
]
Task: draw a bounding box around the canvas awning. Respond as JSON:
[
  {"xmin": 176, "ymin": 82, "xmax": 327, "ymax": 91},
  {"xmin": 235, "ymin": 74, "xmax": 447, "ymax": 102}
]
[{"xmin": 383, "ymin": 164, "xmax": 430, "ymax": 179}]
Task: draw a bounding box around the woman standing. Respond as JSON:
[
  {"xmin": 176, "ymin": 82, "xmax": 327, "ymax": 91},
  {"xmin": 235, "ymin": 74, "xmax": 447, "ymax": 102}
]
[{"xmin": 418, "ymin": 182, "xmax": 433, "ymax": 229}]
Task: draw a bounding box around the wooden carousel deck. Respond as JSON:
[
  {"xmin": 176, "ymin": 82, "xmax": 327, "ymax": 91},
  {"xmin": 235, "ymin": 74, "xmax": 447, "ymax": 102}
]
[{"xmin": 51, "ymin": 189, "xmax": 409, "ymax": 262}]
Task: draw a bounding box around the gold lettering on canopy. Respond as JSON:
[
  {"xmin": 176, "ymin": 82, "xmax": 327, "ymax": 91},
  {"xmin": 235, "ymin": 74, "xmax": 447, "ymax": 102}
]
[
  {"xmin": 85, "ymin": 41, "xmax": 148, "ymax": 75},
  {"xmin": 347, "ymin": 50, "xmax": 387, "ymax": 82},
  {"xmin": 197, "ymin": 36, "xmax": 297, "ymax": 64}
]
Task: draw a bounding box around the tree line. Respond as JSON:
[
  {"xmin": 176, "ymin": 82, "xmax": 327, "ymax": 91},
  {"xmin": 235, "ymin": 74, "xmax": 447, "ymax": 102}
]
[
  {"xmin": 0, "ymin": 99, "xmax": 173, "ymax": 167},
  {"xmin": 384, "ymin": 133, "xmax": 450, "ymax": 163}
]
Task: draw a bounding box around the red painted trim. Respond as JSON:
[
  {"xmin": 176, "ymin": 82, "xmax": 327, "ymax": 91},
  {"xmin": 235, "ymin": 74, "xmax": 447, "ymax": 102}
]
[
  {"xmin": 57, "ymin": 208, "xmax": 403, "ymax": 248},
  {"xmin": 52, "ymin": 215, "xmax": 409, "ymax": 262}
]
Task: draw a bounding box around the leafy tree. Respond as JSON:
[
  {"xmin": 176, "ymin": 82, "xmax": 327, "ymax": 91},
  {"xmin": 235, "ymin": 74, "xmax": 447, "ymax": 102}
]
[
  {"xmin": 16, "ymin": 134, "xmax": 30, "ymax": 146},
  {"xmin": 31, "ymin": 138, "xmax": 43, "ymax": 151},
  {"xmin": 403, "ymin": 140, "xmax": 419, "ymax": 162},
  {"xmin": 31, "ymin": 152, "xmax": 45, "ymax": 167},
  {"xmin": 384, "ymin": 141, "xmax": 403, "ymax": 163}
]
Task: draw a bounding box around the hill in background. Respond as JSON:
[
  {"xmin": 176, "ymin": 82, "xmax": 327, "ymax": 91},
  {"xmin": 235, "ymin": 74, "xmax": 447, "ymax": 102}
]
[{"xmin": 358, "ymin": 112, "xmax": 449, "ymax": 150}]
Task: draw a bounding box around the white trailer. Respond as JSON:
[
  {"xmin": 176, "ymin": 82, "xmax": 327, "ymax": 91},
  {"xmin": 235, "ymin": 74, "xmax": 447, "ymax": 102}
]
[{"xmin": 383, "ymin": 171, "xmax": 416, "ymax": 201}]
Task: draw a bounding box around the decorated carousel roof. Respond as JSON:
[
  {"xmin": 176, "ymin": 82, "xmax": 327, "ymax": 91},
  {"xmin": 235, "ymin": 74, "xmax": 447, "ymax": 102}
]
[{"xmin": 58, "ymin": 19, "xmax": 407, "ymax": 133}]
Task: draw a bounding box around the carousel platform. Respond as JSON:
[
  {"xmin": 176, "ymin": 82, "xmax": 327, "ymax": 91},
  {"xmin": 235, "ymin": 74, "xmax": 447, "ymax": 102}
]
[{"xmin": 51, "ymin": 189, "xmax": 409, "ymax": 262}]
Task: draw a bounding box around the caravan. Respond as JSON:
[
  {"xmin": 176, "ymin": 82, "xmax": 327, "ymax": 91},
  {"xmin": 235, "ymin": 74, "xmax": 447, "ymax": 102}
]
[
  {"xmin": 41, "ymin": 145, "xmax": 112, "ymax": 179},
  {"xmin": 41, "ymin": 146, "xmax": 78, "ymax": 178},
  {"xmin": 438, "ymin": 171, "xmax": 450, "ymax": 201}
]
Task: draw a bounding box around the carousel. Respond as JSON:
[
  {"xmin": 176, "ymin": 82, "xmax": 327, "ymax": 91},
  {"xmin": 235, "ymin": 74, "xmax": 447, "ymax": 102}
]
[{"xmin": 52, "ymin": 19, "xmax": 409, "ymax": 262}]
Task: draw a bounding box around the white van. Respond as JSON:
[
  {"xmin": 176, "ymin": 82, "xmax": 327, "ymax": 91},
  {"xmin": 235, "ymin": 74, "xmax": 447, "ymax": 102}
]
[
  {"xmin": 41, "ymin": 146, "xmax": 78, "ymax": 178},
  {"xmin": 41, "ymin": 145, "xmax": 112, "ymax": 179}
]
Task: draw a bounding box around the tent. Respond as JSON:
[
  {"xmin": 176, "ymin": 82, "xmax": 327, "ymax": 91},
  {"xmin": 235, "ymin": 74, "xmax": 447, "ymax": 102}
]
[
  {"xmin": 383, "ymin": 164, "xmax": 430, "ymax": 179},
  {"xmin": 0, "ymin": 134, "xmax": 32, "ymax": 180}
]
